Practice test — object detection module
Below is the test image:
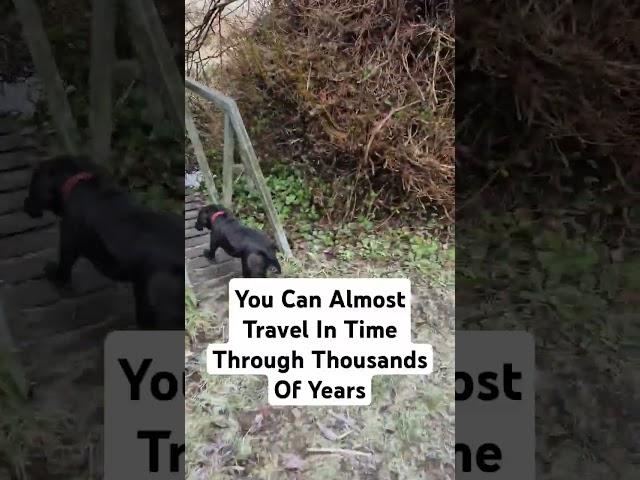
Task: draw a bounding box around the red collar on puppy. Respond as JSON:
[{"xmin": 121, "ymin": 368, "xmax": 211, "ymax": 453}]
[
  {"xmin": 61, "ymin": 172, "xmax": 94, "ymax": 203},
  {"xmin": 210, "ymin": 211, "xmax": 226, "ymax": 225}
]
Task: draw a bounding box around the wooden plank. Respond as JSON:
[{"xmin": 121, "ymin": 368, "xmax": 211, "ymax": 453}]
[
  {"xmin": 0, "ymin": 190, "xmax": 28, "ymax": 215},
  {"xmin": 185, "ymin": 227, "xmax": 207, "ymax": 239},
  {"xmin": 185, "ymin": 246, "xmax": 204, "ymax": 259},
  {"xmin": 0, "ymin": 227, "xmax": 57, "ymax": 259},
  {"xmin": 185, "ymin": 235, "xmax": 208, "ymax": 249},
  {"xmin": 125, "ymin": 0, "xmax": 184, "ymax": 129},
  {"xmin": 0, "ymin": 117, "xmax": 20, "ymax": 135},
  {"xmin": 185, "ymin": 100, "xmax": 219, "ymax": 203},
  {"xmin": 13, "ymin": 288, "xmax": 127, "ymax": 343},
  {"xmin": 0, "ymin": 134, "xmax": 36, "ymax": 154},
  {"xmin": 0, "ymin": 151, "xmax": 39, "ymax": 172},
  {"xmin": 194, "ymin": 273, "xmax": 237, "ymax": 295},
  {"xmin": 184, "ymin": 203, "xmax": 201, "ymax": 213},
  {"xmin": 222, "ymin": 113, "xmax": 234, "ymax": 208},
  {"xmin": 0, "ymin": 169, "xmax": 31, "ymax": 192},
  {"xmin": 8, "ymin": 263, "xmax": 112, "ymax": 310},
  {"xmin": 192, "ymin": 261, "xmax": 240, "ymax": 282},
  {"xmin": 185, "ymin": 194, "xmax": 205, "ymax": 205},
  {"xmin": 187, "ymin": 249, "xmax": 234, "ymax": 268},
  {"xmin": 188, "ymin": 256, "xmax": 215, "ymax": 269},
  {"xmin": 0, "ymin": 248, "xmax": 55, "ymax": 284},
  {"xmin": 19, "ymin": 314, "xmax": 124, "ymax": 351},
  {"xmin": 12, "ymin": 0, "xmax": 80, "ymax": 154},
  {"xmin": 185, "ymin": 77, "xmax": 235, "ymax": 114},
  {"xmin": 89, "ymin": 0, "xmax": 116, "ymax": 164},
  {"xmin": 0, "ymin": 211, "xmax": 54, "ymax": 238}
]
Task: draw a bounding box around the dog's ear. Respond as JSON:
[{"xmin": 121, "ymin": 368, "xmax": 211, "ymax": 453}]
[{"xmin": 195, "ymin": 207, "xmax": 208, "ymax": 231}]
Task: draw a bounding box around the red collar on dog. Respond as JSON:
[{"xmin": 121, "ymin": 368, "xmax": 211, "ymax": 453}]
[
  {"xmin": 61, "ymin": 172, "xmax": 94, "ymax": 203},
  {"xmin": 210, "ymin": 211, "xmax": 226, "ymax": 225}
]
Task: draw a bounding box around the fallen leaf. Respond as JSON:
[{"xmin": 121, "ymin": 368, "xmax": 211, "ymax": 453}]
[{"xmin": 282, "ymin": 453, "xmax": 305, "ymax": 471}]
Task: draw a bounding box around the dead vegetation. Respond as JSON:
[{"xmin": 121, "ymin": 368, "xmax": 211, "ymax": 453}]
[
  {"xmin": 185, "ymin": 256, "xmax": 455, "ymax": 479},
  {"xmin": 457, "ymin": 0, "xmax": 640, "ymax": 207},
  {"xmin": 220, "ymin": 0, "xmax": 454, "ymax": 217}
]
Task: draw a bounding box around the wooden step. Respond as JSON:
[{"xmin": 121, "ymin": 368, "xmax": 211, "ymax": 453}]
[
  {"xmin": 0, "ymin": 133, "xmax": 36, "ymax": 153},
  {"xmin": 0, "ymin": 227, "xmax": 57, "ymax": 259},
  {"xmin": 7, "ymin": 262, "xmax": 113, "ymax": 310},
  {"xmin": 0, "ymin": 150, "xmax": 39, "ymax": 171},
  {"xmin": 12, "ymin": 287, "xmax": 130, "ymax": 343},
  {"xmin": 192, "ymin": 260, "xmax": 241, "ymax": 282},
  {"xmin": 194, "ymin": 272, "xmax": 237, "ymax": 296},
  {"xmin": 185, "ymin": 227, "xmax": 207, "ymax": 239},
  {"xmin": 0, "ymin": 210, "xmax": 55, "ymax": 237},
  {"xmin": 0, "ymin": 247, "xmax": 55, "ymax": 283},
  {"xmin": 0, "ymin": 168, "xmax": 31, "ymax": 192},
  {"xmin": 0, "ymin": 189, "xmax": 29, "ymax": 215},
  {"xmin": 185, "ymin": 234, "xmax": 208, "ymax": 249}
]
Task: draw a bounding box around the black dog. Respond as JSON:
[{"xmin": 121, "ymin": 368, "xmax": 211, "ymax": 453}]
[
  {"xmin": 195, "ymin": 204, "xmax": 281, "ymax": 278},
  {"xmin": 23, "ymin": 155, "xmax": 183, "ymax": 330}
]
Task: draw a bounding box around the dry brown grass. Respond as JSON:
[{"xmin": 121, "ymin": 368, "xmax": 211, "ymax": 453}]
[
  {"xmin": 223, "ymin": 0, "xmax": 455, "ymax": 216},
  {"xmin": 457, "ymin": 0, "xmax": 640, "ymax": 204}
]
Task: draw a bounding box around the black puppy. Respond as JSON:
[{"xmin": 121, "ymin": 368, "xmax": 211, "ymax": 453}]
[
  {"xmin": 24, "ymin": 155, "xmax": 183, "ymax": 330},
  {"xmin": 195, "ymin": 204, "xmax": 281, "ymax": 278}
]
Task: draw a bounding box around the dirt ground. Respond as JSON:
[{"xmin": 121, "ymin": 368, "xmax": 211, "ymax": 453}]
[{"xmin": 185, "ymin": 252, "xmax": 455, "ymax": 479}]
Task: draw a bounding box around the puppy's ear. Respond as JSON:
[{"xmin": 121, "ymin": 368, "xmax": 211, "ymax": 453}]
[{"xmin": 195, "ymin": 208, "xmax": 208, "ymax": 231}]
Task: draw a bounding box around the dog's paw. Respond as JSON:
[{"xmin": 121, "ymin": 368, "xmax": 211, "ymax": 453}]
[
  {"xmin": 44, "ymin": 262, "xmax": 60, "ymax": 281},
  {"xmin": 44, "ymin": 262, "xmax": 71, "ymax": 290},
  {"xmin": 203, "ymin": 249, "xmax": 216, "ymax": 261}
]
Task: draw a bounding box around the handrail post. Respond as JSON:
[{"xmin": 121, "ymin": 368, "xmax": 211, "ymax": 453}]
[
  {"xmin": 185, "ymin": 265, "xmax": 192, "ymax": 289},
  {"xmin": 13, "ymin": 0, "xmax": 81, "ymax": 154},
  {"xmin": 222, "ymin": 114, "xmax": 235, "ymax": 208},
  {"xmin": 0, "ymin": 282, "xmax": 30, "ymax": 399},
  {"xmin": 228, "ymin": 103, "xmax": 293, "ymax": 258},
  {"xmin": 185, "ymin": 98, "xmax": 220, "ymax": 203},
  {"xmin": 89, "ymin": 0, "xmax": 116, "ymax": 164}
]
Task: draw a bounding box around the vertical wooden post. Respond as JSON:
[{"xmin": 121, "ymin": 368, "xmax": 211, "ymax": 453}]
[
  {"xmin": 185, "ymin": 265, "xmax": 192, "ymax": 289},
  {"xmin": 0, "ymin": 283, "xmax": 29, "ymax": 399},
  {"xmin": 222, "ymin": 114, "xmax": 235, "ymax": 208},
  {"xmin": 12, "ymin": 0, "xmax": 80, "ymax": 154},
  {"xmin": 89, "ymin": 0, "xmax": 116, "ymax": 164},
  {"xmin": 185, "ymin": 99, "xmax": 219, "ymax": 203},
  {"xmin": 124, "ymin": 11, "xmax": 167, "ymax": 129},
  {"xmin": 228, "ymin": 104, "xmax": 293, "ymax": 257},
  {"xmin": 125, "ymin": 0, "xmax": 184, "ymax": 129}
]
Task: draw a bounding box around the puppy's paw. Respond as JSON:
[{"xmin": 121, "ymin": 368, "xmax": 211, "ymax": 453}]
[
  {"xmin": 44, "ymin": 262, "xmax": 71, "ymax": 290},
  {"xmin": 44, "ymin": 262, "xmax": 60, "ymax": 281},
  {"xmin": 203, "ymin": 249, "xmax": 216, "ymax": 261}
]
